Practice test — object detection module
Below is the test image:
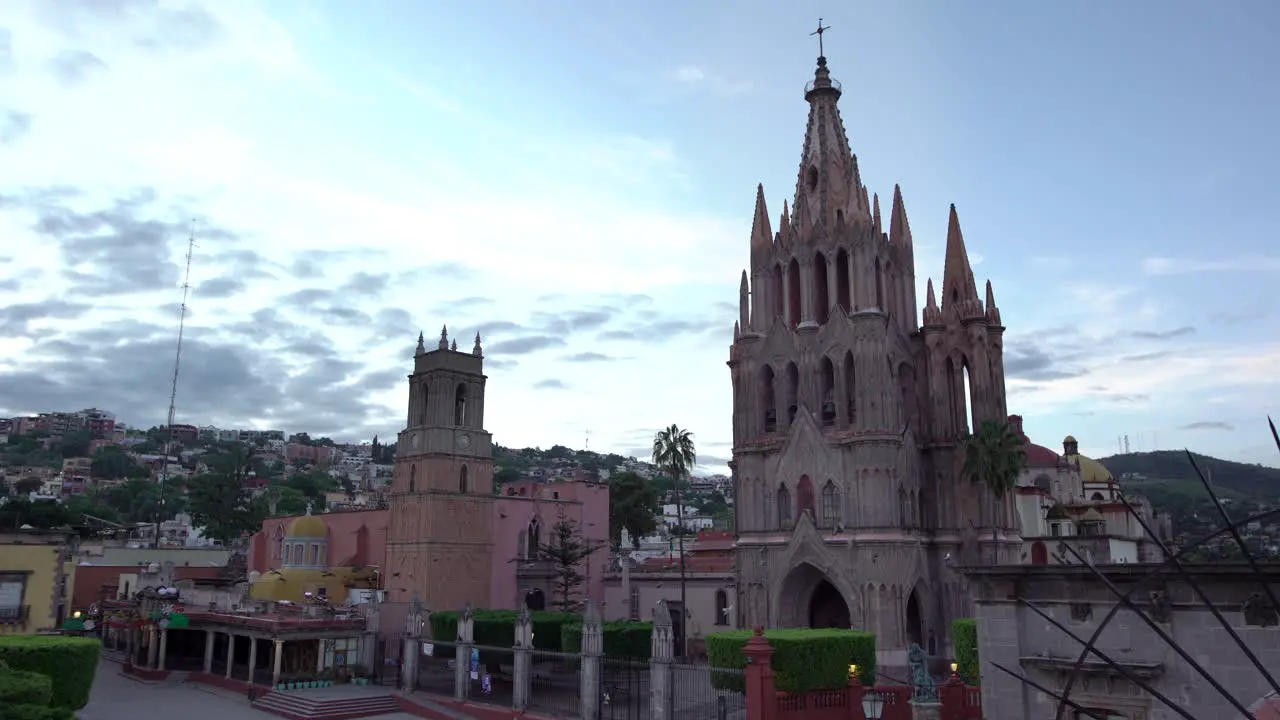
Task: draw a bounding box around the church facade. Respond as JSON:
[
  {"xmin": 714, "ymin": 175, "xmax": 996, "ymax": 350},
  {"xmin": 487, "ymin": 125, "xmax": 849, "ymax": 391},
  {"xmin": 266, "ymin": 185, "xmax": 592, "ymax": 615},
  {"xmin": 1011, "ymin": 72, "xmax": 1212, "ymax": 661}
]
[{"xmin": 727, "ymin": 53, "xmax": 1020, "ymax": 668}]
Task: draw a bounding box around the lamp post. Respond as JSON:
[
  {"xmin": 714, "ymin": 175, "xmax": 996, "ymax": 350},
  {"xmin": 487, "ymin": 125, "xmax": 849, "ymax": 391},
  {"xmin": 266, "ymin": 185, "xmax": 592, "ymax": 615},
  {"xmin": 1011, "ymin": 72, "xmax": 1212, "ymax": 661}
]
[{"xmin": 861, "ymin": 689, "xmax": 885, "ymax": 720}]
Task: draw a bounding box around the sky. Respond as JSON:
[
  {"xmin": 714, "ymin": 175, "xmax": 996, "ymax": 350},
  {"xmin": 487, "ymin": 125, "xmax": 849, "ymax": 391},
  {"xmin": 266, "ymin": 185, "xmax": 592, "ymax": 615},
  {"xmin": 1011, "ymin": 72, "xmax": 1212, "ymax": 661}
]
[{"xmin": 1, "ymin": 0, "xmax": 1278, "ymax": 471}]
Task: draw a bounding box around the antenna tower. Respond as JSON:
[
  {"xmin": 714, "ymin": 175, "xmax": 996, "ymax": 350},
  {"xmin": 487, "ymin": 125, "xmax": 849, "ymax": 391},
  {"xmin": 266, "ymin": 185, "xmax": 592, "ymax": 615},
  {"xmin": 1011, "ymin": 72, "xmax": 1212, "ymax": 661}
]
[
  {"xmin": 585, "ymin": 429, "xmax": 591, "ymax": 451},
  {"xmin": 1124, "ymin": 434, "xmax": 1130, "ymax": 454},
  {"xmin": 154, "ymin": 223, "xmax": 197, "ymax": 547}
]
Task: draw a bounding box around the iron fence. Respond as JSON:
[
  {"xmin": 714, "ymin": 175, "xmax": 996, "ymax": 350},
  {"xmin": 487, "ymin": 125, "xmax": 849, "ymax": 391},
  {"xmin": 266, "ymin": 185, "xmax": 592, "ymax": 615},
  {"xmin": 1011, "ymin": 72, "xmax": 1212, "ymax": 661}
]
[
  {"xmin": 671, "ymin": 662, "xmax": 747, "ymax": 719},
  {"xmin": 527, "ymin": 649, "xmax": 582, "ymax": 717},
  {"xmin": 600, "ymin": 656, "xmax": 651, "ymax": 720},
  {"xmin": 467, "ymin": 644, "xmax": 516, "ymax": 708},
  {"xmin": 416, "ymin": 639, "xmax": 456, "ymax": 696}
]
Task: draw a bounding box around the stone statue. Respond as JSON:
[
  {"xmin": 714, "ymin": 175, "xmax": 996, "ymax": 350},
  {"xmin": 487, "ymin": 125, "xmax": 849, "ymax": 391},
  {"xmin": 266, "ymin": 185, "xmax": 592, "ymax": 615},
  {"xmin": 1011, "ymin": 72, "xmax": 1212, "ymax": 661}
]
[{"xmin": 908, "ymin": 643, "xmax": 938, "ymax": 703}]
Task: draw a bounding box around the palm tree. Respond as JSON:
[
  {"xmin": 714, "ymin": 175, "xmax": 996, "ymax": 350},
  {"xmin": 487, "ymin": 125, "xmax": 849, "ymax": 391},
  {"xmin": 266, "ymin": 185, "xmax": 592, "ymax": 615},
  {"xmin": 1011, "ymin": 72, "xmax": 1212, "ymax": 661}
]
[
  {"xmin": 958, "ymin": 419, "xmax": 1027, "ymax": 561},
  {"xmin": 652, "ymin": 424, "xmax": 696, "ymax": 658}
]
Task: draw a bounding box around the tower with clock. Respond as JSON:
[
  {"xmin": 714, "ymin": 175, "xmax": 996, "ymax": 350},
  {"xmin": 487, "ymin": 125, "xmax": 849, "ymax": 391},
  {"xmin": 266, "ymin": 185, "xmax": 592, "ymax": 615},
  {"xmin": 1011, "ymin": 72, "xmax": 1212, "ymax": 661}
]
[{"xmin": 384, "ymin": 325, "xmax": 496, "ymax": 610}]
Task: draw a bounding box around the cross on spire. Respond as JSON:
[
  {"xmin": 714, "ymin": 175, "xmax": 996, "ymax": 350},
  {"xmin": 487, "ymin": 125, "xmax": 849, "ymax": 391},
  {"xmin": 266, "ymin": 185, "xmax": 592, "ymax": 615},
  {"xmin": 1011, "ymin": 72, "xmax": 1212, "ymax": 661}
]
[{"xmin": 810, "ymin": 18, "xmax": 832, "ymax": 58}]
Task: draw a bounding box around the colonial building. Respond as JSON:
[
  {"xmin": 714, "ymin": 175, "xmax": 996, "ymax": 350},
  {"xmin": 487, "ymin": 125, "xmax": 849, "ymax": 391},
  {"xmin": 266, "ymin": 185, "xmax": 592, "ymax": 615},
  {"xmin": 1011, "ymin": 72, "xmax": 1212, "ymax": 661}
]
[
  {"xmin": 385, "ymin": 327, "xmax": 496, "ymax": 612},
  {"xmin": 1010, "ymin": 418, "xmax": 1171, "ymax": 566},
  {"xmin": 727, "ymin": 51, "xmax": 1019, "ymax": 668}
]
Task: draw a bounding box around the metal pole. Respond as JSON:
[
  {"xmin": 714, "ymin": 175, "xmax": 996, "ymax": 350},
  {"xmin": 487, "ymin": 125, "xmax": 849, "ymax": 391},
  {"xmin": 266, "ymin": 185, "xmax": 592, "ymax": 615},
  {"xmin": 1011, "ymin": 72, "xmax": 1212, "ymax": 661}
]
[{"xmin": 675, "ymin": 474, "xmax": 689, "ymax": 660}]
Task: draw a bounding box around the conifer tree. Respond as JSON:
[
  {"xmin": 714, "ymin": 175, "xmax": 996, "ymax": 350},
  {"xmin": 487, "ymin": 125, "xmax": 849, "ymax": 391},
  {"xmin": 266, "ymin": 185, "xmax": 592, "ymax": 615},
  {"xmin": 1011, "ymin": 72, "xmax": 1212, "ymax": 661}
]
[{"xmin": 535, "ymin": 507, "xmax": 603, "ymax": 611}]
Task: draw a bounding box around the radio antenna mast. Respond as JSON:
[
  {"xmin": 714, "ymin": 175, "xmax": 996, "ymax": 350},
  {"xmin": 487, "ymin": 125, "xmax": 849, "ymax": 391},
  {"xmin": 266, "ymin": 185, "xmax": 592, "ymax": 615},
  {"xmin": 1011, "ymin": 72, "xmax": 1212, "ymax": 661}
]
[{"xmin": 154, "ymin": 222, "xmax": 197, "ymax": 547}]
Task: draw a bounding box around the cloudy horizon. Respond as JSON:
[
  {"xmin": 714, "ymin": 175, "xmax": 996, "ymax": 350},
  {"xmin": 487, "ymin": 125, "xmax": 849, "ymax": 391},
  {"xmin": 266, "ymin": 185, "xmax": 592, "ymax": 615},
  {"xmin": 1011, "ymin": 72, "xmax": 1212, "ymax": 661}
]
[{"xmin": 2, "ymin": 0, "xmax": 1278, "ymax": 471}]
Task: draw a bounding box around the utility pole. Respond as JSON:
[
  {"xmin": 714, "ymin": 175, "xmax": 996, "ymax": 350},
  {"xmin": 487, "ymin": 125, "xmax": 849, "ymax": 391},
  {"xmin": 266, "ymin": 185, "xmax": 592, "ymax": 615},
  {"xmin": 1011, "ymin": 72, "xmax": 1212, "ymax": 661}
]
[{"xmin": 154, "ymin": 223, "xmax": 197, "ymax": 548}]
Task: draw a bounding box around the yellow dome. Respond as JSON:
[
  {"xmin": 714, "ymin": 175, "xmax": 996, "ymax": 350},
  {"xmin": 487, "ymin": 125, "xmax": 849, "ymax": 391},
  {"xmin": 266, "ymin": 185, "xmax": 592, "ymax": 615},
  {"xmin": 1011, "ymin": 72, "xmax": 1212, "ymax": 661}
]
[
  {"xmin": 287, "ymin": 514, "xmax": 327, "ymax": 538},
  {"xmin": 1064, "ymin": 435, "xmax": 1077, "ymax": 444},
  {"xmin": 1076, "ymin": 454, "xmax": 1113, "ymax": 484}
]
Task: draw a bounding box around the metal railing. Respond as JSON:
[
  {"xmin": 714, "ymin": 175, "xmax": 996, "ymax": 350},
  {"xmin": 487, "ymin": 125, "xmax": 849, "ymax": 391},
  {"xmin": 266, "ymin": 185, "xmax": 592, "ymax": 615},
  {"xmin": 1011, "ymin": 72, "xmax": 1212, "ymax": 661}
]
[
  {"xmin": 527, "ymin": 649, "xmax": 582, "ymax": 718},
  {"xmin": 671, "ymin": 662, "xmax": 747, "ymax": 720},
  {"xmin": 416, "ymin": 640, "xmax": 456, "ymax": 697},
  {"xmin": 467, "ymin": 644, "xmax": 515, "ymax": 709}
]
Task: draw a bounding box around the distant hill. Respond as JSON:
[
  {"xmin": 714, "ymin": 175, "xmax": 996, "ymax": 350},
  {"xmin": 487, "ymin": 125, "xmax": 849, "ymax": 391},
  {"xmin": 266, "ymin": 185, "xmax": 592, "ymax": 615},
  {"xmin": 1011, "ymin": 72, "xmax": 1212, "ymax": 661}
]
[{"xmin": 1098, "ymin": 450, "xmax": 1280, "ymax": 500}]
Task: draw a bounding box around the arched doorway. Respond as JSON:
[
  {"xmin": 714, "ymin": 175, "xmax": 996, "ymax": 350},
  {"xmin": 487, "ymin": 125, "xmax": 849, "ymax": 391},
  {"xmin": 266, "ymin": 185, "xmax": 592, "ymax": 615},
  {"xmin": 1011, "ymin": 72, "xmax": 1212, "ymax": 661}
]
[
  {"xmin": 777, "ymin": 562, "xmax": 853, "ymax": 629},
  {"xmin": 809, "ymin": 579, "xmax": 851, "ymax": 629},
  {"xmin": 905, "ymin": 589, "xmax": 924, "ymax": 647},
  {"xmin": 1031, "ymin": 541, "xmax": 1048, "ymax": 565},
  {"xmin": 524, "ymin": 589, "xmax": 546, "ymax": 611}
]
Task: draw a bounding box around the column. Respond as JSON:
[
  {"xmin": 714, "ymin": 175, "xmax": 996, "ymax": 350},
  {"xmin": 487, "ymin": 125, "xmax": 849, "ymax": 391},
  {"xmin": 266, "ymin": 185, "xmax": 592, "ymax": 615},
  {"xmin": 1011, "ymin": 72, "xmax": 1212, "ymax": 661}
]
[
  {"xmin": 147, "ymin": 627, "xmax": 159, "ymax": 669},
  {"xmin": 271, "ymin": 640, "xmax": 284, "ymax": 687},
  {"xmin": 650, "ymin": 601, "xmax": 674, "ymax": 720},
  {"xmin": 248, "ymin": 638, "xmax": 258, "ymax": 685},
  {"xmin": 316, "ymin": 640, "xmax": 325, "ymax": 674},
  {"xmin": 400, "ymin": 636, "xmax": 418, "ymax": 693},
  {"xmin": 203, "ymin": 630, "xmax": 215, "ymax": 673},
  {"xmin": 157, "ymin": 628, "xmax": 168, "ymax": 671},
  {"xmin": 454, "ymin": 606, "xmax": 474, "ymax": 702},
  {"xmin": 225, "ymin": 634, "xmax": 236, "ymax": 679},
  {"xmin": 579, "ymin": 601, "xmax": 604, "ymax": 720},
  {"xmin": 742, "ymin": 628, "xmax": 776, "ymax": 720},
  {"xmin": 512, "ymin": 609, "xmax": 532, "ymax": 711}
]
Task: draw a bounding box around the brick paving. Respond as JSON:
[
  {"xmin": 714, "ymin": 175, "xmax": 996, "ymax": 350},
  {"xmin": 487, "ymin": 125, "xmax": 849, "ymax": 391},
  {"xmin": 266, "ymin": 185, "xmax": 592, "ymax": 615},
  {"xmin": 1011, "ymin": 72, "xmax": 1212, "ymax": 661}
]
[{"xmin": 79, "ymin": 661, "xmax": 279, "ymax": 720}]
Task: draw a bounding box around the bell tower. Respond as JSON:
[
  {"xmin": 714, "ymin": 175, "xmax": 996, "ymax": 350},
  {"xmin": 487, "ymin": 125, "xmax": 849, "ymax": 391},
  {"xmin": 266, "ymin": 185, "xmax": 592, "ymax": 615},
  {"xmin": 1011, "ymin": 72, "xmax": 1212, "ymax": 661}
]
[{"xmin": 386, "ymin": 326, "xmax": 495, "ymax": 610}]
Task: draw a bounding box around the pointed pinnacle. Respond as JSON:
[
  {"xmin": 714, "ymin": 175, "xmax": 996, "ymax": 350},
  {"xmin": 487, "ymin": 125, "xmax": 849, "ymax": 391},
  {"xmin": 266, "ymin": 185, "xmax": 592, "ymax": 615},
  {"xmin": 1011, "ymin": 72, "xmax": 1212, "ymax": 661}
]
[
  {"xmin": 438, "ymin": 324, "xmax": 449, "ymax": 349},
  {"xmin": 415, "ymin": 332, "xmax": 426, "ymax": 355},
  {"xmin": 740, "ymin": 269, "xmax": 749, "ymax": 290},
  {"xmin": 473, "ymin": 331, "xmax": 483, "ymax": 357},
  {"xmin": 889, "ymin": 184, "xmax": 912, "ymax": 246},
  {"xmin": 872, "ymin": 193, "xmax": 882, "ymax": 236},
  {"xmin": 926, "ymin": 278, "xmax": 938, "ymax": 308},
  {"xmin": 751, "ymin": 184, "xmax": 773, "ymax": 249}
]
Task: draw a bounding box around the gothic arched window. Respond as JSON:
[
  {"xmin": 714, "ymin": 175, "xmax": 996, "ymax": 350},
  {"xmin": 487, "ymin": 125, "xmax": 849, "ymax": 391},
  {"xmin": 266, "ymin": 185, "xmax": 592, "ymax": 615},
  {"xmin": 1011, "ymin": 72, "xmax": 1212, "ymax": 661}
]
[
  {"xmin": 761, "ymin": 365, "xmax": 777, "ymax": 433},
  {"xmin": 714, "ymin": 589, "xmax": 729, "ymax": 626},
  {"xmin": 454, "ymin": 383, "xmax": 468, "ymax": 426},
  {"xmin": 784, "ymin": 362, "xmax": 800, "ymax": 424},
  {"xmin": 819, "ymin": 356, "xmax": 836, "ymax": 427},
  {"xmin": 526, "ymin": 517, "xmax": 542, "ymax": 559},
  {"xmin": 459, "ymin": 464, "xmax": 469, "ymax": 494},
  {"xmin": 408, "ymin": 464, "xmax": 416, "ymax": 493},
  {"xmin": 629, "ymin": 585, "xmax": 640, "ymax": 621},
  {"xmin": 821, "ymin": 481, "xmax": 839, "ymax": 526},
  {"xmin": 843, "ymin": 352, "xmax": 857, "ymax": 426},
  {"xmin": 777, "ymin": 485, "xmax": 792, "ymax": 529},
  {"xmin": 797, "ymin": 475, "xmax": 815, "ymax": 519}
]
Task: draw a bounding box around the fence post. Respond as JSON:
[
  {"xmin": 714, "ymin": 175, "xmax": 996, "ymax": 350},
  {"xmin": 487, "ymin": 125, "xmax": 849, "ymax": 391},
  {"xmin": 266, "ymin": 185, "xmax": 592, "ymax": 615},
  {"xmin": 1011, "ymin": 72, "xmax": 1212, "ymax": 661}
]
[
  {"xmin": 741, "ymin": 627, "xmax": 775, "ymax": 720},
  {"xmin": 650, "ymin": 599, "xmax": 675, "ymax": 720},
  {"xmin": 579, "ymin": 600, "xmax": 604, "ymax": 720},
  {"xmin": 512, "ymin": 605, "xmax": 532, "ymax": 711},
  {"xmin": 401, "ymin": 597, "xmax": 423, "ymax": 693},
  {"xmin": 938, "ymin": 670, "xmax": 965, "ymax": 720},
  {"xmin": 454, "ymin": 603, "xmax": 474, "ymax": 702}
]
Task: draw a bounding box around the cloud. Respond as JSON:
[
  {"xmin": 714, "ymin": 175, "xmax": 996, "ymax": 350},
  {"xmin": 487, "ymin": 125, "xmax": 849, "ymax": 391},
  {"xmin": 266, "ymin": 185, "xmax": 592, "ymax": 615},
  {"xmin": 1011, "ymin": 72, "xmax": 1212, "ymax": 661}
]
[
  {"xmin": 1131, "ymin": 326, "xmax": 1194, "ymax": 341},
  {"xmin": 197, "ymin": 276, "xmax": 246, "ymax": 299},
  {"xmin": 666, "ymin": 65, "xmax": 753, "ymax": 96},
  {"xmin": 0, "ymin": 300, "xmax": 91, "ymax": 338},
  {"xmin": 48, "ymin": 50, "xmax": 108, "ymax": 85},
  {"xmin": 488, "ymin": 336, "xmax": 566, "ymax": 356},
  {"xmin": 1179, "ymin": 421, "xmax": 1235, "ymax": 431},
  {"xmin": 1141, "ymin": 257, "xmax": 1280, "ymax": 276},
  {"xmin": 533, "ymin": 378, "xmax": 568, "ymax": 390},
  {"xmin": 565, "ymin": 352, "xmax": 615, "ymax": 363},
  {"xmin": 1, "ymin": 111, "xmax": 33, "ymax": 144},
  {"xmin": 1001, "ymin": 344, "xmax": 1085, "ymax": 382}
]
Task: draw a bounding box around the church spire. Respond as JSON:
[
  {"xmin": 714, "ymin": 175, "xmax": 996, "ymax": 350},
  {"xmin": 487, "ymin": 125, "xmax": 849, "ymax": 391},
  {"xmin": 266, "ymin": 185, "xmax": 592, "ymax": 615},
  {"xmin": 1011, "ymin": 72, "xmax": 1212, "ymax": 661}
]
[
  {"xmin": 750, "ymin": 183, "xmax": 773, "ymax": 266},
  {"xmin": 941, "ymin": 205, "xmax": 980, "ymax": 313},
  {"xmin": 415, "ymin": 331, "xmax": 426, "ymax": 356},
  {"xmin": 438, "ymin": 325, "xmax": 449, "ymax": 350},
  {"xmin": 889, "ymin": 184, "xmax": 913, "ymax": 247},
  {"xmin": 791, "ymin": 44, "xmax": 865, "ymax": 240},
  {"xmin": 473, "ymin": 332, "xmax": 484, "ymax": 357}
]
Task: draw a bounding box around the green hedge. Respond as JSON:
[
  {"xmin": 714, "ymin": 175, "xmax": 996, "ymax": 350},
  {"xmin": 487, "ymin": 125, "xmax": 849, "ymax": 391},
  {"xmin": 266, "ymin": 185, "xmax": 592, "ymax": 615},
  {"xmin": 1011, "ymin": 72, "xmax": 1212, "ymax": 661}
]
[
  {"xmin": 706, "ymin": 629, "xmax": 876, "ymax": 693},
  {"xmin": 0, "ymin": 704, "xmax": 77, "ymax": 720},
  {"xmin": 952, "ymin": 618, "xmax": 979, "ymax": 685},
  {"xmin": 560, "ymin": 621, "xmax": 653, "ymax": 660},
  {"xmin": 427, "ymin": 610, "xmax": 578, "ymax": 652},
  {"xmin": 0, "ymin": 670, "xmax": 53, "ymax": 706},
  {"xmin": 0, "ymin": 636, "xmax": 100, "ymax": 710}
]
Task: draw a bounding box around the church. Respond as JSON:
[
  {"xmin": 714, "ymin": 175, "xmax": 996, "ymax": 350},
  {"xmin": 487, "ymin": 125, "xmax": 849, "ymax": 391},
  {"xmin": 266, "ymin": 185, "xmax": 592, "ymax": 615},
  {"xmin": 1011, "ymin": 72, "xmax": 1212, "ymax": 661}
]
[{"xmin": 727, "ymin": 49, "xmax": 1019, "ymax": 670}]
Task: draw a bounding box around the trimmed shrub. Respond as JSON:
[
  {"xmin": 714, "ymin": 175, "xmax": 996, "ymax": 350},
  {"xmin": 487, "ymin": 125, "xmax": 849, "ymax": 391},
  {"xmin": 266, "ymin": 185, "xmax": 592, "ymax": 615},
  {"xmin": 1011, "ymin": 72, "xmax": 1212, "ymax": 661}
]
[
  {"xmin": 952, "ymin": 618, "xmax": 979, "ymax": 685},
  {"xmin": 706, "ymin": 629, "xmax": 877, "ymax": 693},
  {"xmin": 0, "ymin": 636, "xmax": 100, "ymax": 710},
  {"xmin": 560, "ymin": 621, "xmax": 653, "ymax": 660},
  {"xmin": 0, "ymin": 670, "xmax": 53, "ymax": 706},
  {"xmin": 1, "ymin": 704, "xmax": 77, "ymax": 720},
  {"xmin": 427, "ymin": 609, "xmax": 579, "ymax": 652}
]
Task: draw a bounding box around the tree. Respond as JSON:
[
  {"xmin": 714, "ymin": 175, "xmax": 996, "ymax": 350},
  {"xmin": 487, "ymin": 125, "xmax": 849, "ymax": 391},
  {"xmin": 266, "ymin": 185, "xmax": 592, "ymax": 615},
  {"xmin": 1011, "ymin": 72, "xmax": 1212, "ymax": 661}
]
[
  {"xmin": 14, "ymin": 477, "xmax": 44, "ymax": 494},
  {"xmin": 534, "ymin": 510, "xmax": 603, "ymax": 612},
  {"xmin": 284, "ymin": 468, "xmax": 336, "ymax": 501},
  {"xmin": 494, "ymin": 467, "xmax": 522, "ymax": 485},
  {"xmin": 90, "ymin": 446, "xmax": 147, "ymax": 480},
  {"xmin": 652, "ymin": 424, "xmax": 696, "ymax": 658},
  {"xmin": 608, "ymin": 471, "xmax": 659, "ymax": 548},
  {"xmin": 187, "ymin": 441, "xmax": 263, "ymax": 544},
  {"xmin": 958, "ymin": 419, "xmax": 1027, "ymax": 553},
  {"xmin": 57, "ymin": 430, "xmax": 93, "ymax": 458},
  {"xmin": 103, "ymin": 478, "xmax": 184, "ymax": 524},
  {"xmin": 0, "ymin": 499, "xmax": 73, "ymax": 530}
]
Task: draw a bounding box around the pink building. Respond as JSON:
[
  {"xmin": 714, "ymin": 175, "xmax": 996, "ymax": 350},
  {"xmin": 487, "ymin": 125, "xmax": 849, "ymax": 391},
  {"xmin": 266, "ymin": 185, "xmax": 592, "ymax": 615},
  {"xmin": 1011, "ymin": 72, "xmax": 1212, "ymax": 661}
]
[{"xmin": 247, "ymin": 479, "xmax": 610, "ymax": 611}]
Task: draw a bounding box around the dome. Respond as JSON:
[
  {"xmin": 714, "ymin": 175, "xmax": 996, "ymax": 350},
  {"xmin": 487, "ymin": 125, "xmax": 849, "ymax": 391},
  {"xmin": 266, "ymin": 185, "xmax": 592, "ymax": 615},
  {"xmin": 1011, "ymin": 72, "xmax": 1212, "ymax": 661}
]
[
  {"xmin": 1075, "ymin": 454, "xmax": 1114, "ymax": 484},
  {"xmin": 1023, "ymin": 442, "xmax": 1061, "ymax": 468},
  {"xmin": 1063, "ymin": 435, "xmax": 1077, "ymax": 444},
  {"xmin": 287, "ymin": 514, "xmax": 328, "ymax": 538}
]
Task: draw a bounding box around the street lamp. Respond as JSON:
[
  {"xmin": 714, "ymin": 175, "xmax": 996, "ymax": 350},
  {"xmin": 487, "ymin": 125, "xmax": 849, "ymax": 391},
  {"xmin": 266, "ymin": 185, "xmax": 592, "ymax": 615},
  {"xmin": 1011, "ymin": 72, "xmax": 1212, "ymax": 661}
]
[
  {"xmin": 861, "ymin": 689, "xmax": 885, "ymax": 720},
  {"xmin": 950, "ymin": 662, "xmax": 959, "ymax": 678}
]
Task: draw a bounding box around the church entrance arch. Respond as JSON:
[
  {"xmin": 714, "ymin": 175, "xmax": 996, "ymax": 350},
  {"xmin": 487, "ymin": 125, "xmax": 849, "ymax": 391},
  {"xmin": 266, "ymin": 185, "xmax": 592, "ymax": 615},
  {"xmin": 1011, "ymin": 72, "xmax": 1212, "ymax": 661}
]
[
  {"xmin": 524, "ymin": 589, "xmax": 546, "ymax": 611},
  {"xmin": 778, "ymin": 562, "xmax": 852, "ymax": 629},
  {"xmin": 905, "ymin": 588, "xmax": 924, "ymax": 647}
]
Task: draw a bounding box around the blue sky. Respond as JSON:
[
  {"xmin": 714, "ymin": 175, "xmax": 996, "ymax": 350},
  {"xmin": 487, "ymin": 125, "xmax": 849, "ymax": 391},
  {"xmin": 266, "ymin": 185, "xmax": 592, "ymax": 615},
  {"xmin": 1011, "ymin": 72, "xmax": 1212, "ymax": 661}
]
[{"xmin": 0, "ymin": 0, "xmax": 1276, "ymax": 469}]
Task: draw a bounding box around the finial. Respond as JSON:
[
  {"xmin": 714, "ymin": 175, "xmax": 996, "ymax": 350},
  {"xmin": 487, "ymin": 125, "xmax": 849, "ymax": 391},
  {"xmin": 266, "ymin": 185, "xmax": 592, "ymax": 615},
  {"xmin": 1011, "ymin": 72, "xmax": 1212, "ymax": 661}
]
[
  {"xmin": 810, "ymin": 18, "xmax": 832, "ymax": 59},
  {"xmin": 472, "ymin": 332, "xmax": 483, "ymax": 357},
  {"xmin": 416, "ymin": 332, "xmax": 426, "ymax": 356},
  {"xmin": 438, "ymin": 324, "xmax": 449, "ymax": 350},
  {"xmin": 450, "ymin": 338, "xmax": 458, "ymax": 351}
]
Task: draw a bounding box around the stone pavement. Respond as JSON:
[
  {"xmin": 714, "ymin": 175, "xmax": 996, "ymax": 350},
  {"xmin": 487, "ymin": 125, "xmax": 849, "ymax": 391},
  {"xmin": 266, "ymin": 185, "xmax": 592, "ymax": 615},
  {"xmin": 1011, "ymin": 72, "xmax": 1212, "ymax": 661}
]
[{"xmin": 79, "ymin": 660, "xmax": 424, "ymax": 720}]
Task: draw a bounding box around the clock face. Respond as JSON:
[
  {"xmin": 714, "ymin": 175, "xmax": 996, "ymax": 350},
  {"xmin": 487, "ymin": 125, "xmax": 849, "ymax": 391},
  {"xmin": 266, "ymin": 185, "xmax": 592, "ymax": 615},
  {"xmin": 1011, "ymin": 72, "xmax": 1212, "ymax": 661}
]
[{"xmin": 457, "ymin": 434, "xmax": 471, "ymax": 451}]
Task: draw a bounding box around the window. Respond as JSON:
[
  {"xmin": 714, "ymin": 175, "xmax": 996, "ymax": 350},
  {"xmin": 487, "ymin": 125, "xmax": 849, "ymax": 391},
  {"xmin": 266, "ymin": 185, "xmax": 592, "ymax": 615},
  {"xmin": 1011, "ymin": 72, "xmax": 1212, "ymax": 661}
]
[
  {"xmin": 309, "ymin": 544, "xmax": 319, "ymax": 565},
  {"xmin": 796, "ymin": 476, "xmax": 815, "ymax": 519},
  {"xmin": 629, "ymin": 585, "xmax": 640, "ymax": 621},
  {"xmin": 714, "ymin": 590, "xmax": 729, "ymax": 626},
  {"xmin": 409, "ymin": 464, "xmax": 416, "ymax": 493},
  {"xmin": 459, "ymin": 465, "xmax": 469, "ymax": 494},
  {"xmin": 526, "ymin": 518, "xmax": 542, "ymax": 559},
  {"xmin": 454, "ymin": 383, "xmax": 468, "ymax": 426},
  {"xmin": 777, "ymin": 485, "xmax": 792, "ymax": 528},
  {"xmin": 317, "ymin": 587, "xmax": 328, "ymax": 599},
  {"xmin": 0, "ymin": 574, "xmax": 27, "ymax": 624},
  {"xmin": 292, "ymin": 544, "xmax": 303, "ymax": 565},
  {"xmin": 821, "ymin": 481, "xmax": 839, "ymax": 526}
]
